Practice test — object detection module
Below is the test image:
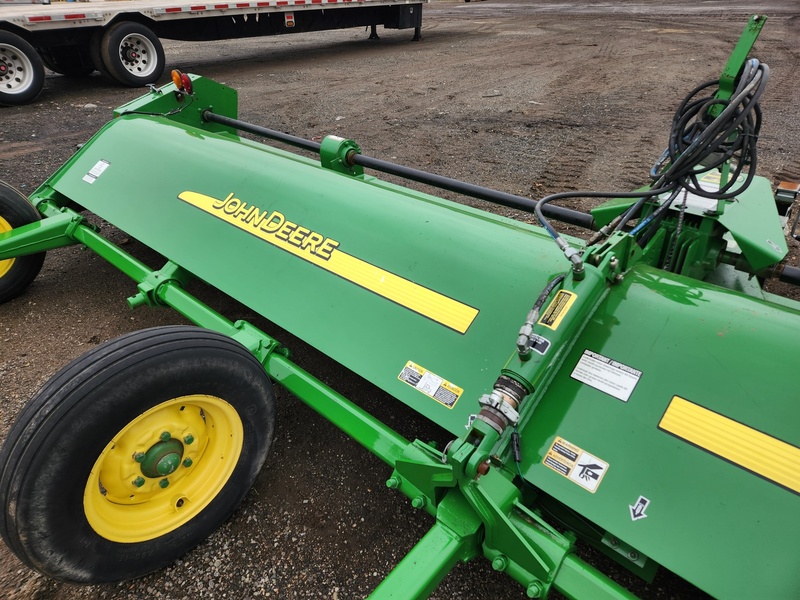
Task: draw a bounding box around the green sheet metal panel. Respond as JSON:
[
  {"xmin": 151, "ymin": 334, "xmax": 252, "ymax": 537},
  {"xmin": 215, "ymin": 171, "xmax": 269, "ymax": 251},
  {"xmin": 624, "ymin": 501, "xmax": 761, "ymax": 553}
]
[
  {"xmin": 43, "ymin": 114, "xmax": 570, "ymax": 435},
  {"xmin": 519, "ymin": 264, "xmax": 800, "ymax": 599}
]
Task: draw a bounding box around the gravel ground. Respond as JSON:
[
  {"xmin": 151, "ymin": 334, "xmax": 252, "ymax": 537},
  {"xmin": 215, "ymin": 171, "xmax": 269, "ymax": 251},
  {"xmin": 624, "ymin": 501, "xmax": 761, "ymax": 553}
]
[{"xmin": 1, "ymin": 1, "xmax": 799, "ymax": 598}]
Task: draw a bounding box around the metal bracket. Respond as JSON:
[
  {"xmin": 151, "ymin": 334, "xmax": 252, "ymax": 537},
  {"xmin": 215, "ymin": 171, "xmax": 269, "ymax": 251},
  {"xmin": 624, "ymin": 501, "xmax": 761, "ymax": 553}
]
[{"xmin": 319, "ymin": 135, "xmax": 365, "ymax": 177}]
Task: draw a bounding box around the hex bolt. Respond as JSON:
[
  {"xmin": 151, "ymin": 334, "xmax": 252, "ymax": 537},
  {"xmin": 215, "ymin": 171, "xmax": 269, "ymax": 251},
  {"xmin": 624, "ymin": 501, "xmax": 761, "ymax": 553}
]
[
  {"xmin": 159, "ymin": 478, "xmax": 170, "ymax": 489},
  {"xmin": 183, "ymin": 458, "xmax": 193, "ymax": 468},
  {"xmin": 132, "ymin": 476, "xmax": 145, "ymax": 488},
  {"xmin": 527, "ymin": 580, "xmax": 545, "ymax": 599},
  {"xmin": 411, "ymin": 496, "xmax": 426, "ymax": 509},
  {"xmin": 385, "ymin": 476, "xmax": 401, "ymax": 489},
  {"xmin": 160, "ymin": 431, "xmax": 171, "ymax": 442},
  {"xmin": 184, "ymin": 434, "xmax": 194, "ymax": 445},
  {"xmin": 133, "ymin": 452, "xmax": 145, "ymax": 463},
  {"xmin": 491, "ymin": 555, "xmax": 508, "ymax": 572}
]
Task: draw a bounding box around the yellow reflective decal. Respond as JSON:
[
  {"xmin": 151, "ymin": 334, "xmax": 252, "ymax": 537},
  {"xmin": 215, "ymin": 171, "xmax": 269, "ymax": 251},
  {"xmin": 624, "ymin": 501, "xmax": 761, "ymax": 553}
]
[
  {"xmin": 179, "ymin": 191, "xmax": 479, "ymax": 334},
  {"xmin": 659, "ymin": 396, "xmax": 800, "ymax": 494}
]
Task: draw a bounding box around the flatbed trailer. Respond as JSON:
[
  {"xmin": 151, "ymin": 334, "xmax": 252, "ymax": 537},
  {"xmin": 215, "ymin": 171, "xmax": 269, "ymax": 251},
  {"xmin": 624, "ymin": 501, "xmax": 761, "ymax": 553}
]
[{"xmin": 0, "ymin": 0, "xmax": 424, "ymax": 105}]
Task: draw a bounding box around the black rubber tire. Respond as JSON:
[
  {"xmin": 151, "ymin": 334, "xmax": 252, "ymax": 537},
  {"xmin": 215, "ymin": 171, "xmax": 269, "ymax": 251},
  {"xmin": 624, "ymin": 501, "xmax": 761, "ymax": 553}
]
[
  {"xmin": 99, "ymin": 21, "xmax": 165, "ymax": 87},
  {"xmin": 89, "ymin": 29, "xmax": 115, "ymax": 82},
  {"xmin": 0, "ymin": 181, "xmax": 45, "ymax": 303},
  {"xmin": 39, "ymin": 45, "xmax": 95, "ymax": 77},
  {"xmin": 0, "ymin": 326, "xmax": 276, "ymax": 583},
  {"xmin": 0, "ymin": 31, "xmax": 45, "ymax": 106}
]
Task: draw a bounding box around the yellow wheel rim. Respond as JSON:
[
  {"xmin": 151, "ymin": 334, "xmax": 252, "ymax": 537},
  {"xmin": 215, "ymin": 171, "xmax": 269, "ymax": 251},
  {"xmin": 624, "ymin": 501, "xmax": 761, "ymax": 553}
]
[
  {"xmin": 84, "ymin": 395, "xmax": 244, "ymax": 543},
  {"xmin": 0, "ymin": 215, "xmax": 15, "ymax": 279}
]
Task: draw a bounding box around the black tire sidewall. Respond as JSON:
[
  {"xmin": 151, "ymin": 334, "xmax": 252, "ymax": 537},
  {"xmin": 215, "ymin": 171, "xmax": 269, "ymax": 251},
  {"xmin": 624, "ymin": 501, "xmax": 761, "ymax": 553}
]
[
  {"xmin": 100, "ymin": 22, "xmax": 165, "ymax": 87},
  {"xmin": 1, "ymin": 327, "xmax": 275, "ymax": 583},
  {"xmin": 0, "ymin": 181, "xmax": 45, "ymax": 303},
  {"xmin": 0, "ymin": 31, "xmax": 45, "ymax": 106}
]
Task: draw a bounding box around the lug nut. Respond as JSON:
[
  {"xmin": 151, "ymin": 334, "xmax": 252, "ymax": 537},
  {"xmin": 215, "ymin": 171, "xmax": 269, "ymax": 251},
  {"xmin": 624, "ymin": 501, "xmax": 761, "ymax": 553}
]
[
  {"xmin": 132, "ymin": 476, "xmax": 145, "ymax": 488},
  {"xmin": 159, "ymin": 478, "xmax": 170, "ymax": 489},
  {"xmin": 184, "ymin": 434, "xmax": 194, "ymax": 445},
  {"xmin": 183, "ymin": 458, "xmax": 193, "ymax": 468},
  {"xmin": 134, "ymin": 452, "xmax": 145, "ymax": 463},
  {"xmin": 160, "ymin": 431, "xmax": 171, "ymax": 442}
]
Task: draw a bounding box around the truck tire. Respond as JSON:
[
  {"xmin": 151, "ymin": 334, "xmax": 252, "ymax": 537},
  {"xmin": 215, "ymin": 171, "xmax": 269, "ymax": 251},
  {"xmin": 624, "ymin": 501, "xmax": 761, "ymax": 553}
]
[
  {"xmin": 0, "ymin": 31, "xmax": 45, "ymax": 106},
  {"xmin": 0, "ymin": 326, "xmax": 276, "ymax": 583},
  {"xmin": 40, "ymin": 45, "xmax": 95, "ymax": 77},
  {"xmin": 99, "ymin": 21, "xmax": 165, "ymax": 87},
  {"xmin": 0, "ymin": 180, "xmax": 45, "ymax": 303}
]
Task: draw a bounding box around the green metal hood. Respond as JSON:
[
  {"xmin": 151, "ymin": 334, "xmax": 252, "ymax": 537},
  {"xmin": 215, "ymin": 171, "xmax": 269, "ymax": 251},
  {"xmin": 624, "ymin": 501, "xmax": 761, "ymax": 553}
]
[
  {"xmin": 519, "ymin": 264, "xmax": 800, "ymax": 599},
  {"xmin": 44, "ymin": 114, "xmax": 571, "ymax": 435}
]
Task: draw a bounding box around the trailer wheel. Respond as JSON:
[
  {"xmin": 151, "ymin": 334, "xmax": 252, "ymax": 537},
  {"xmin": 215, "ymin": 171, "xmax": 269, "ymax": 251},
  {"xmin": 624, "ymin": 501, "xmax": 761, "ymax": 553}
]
[
  {"xmin": 100, "ymin": 22, "xmax": 165, "ymax": 87},
  {"xmin": 0, "ymin": 326, "xmax": 275, "ymax": 583},
  {"xmin": 0, "ymin": 31, "xmax": 45, "ymax": 106},
  {"xmin": 0, "ymin": 181, "xmax": 45, "ymax": 303},
  {"xmin": 40, "ymin": 45, "xmax": 95, "ymax": 77}
]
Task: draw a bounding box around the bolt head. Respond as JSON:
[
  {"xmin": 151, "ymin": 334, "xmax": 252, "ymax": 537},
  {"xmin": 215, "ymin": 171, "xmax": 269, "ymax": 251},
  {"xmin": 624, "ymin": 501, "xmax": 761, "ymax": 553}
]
[
  {"xmin": 183, "ymin": 458, "xmax": 193, "ymax": 468},
  {"xmin": 132, "ymin": 477, "xmax": 145, "ymax": 488},
  {"xmin": 183, "ymin": 434, "xmax": 194, "ymax": 445},
  {"xmin": 134, "ymin": 452, "xmax": 146, "ymax": 463},
  {"xmin": 159, "ymin": 478, "xmax": 170, "ymax": 489},
  {"xmin": 160, "ymin": 431, "xmax": 171, "ymax": 442}
]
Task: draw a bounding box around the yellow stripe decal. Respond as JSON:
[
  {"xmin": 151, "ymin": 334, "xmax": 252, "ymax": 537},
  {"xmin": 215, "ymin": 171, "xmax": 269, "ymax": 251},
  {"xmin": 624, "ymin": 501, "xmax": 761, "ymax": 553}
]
[
  {"xmin": 179, "ymin": 191, "xmax": 479, "ymax": 334},
  {"xmin": 659, "ymin": 396, "xmax": 800, "ymax": 494}
]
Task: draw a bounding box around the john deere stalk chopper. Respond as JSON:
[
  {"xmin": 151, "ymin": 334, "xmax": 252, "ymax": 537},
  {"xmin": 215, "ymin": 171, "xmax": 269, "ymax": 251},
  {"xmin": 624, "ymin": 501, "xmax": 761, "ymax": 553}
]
[{"xmin": 0, "ymin": 15, "xmax": 797, "ymax": 599}]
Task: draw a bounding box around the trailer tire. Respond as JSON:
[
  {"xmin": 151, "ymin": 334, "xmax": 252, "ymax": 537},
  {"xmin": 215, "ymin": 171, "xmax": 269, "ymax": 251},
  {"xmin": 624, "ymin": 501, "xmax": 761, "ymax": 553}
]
[
  {"xmin": 0, "ymin": 326, "xmax": 276, "ymax": 583},
  {"xmin": 40, "ymin": 45, "xmax": 95, "ymax": 77},
  {"xmin": 0, "ymin": 181, "xmax": 45, "ymax": 303},
  {"xmin": 100, "ymin": 22, "xmax": 165, "ymax": 87},
  {"xmin": 0, "ymin": 31, "xmax": 45, "ymax": 106}
]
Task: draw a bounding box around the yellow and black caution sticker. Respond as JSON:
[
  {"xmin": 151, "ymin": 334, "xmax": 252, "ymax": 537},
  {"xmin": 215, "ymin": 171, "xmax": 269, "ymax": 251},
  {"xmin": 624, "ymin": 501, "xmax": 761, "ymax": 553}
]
[
  {"xmin": 538, "ymin": 290, "xmax": 577, "ymax": 330},
  {"xmin": 543, "ymin": 436, "xmax": 609, "ymax": 493},
  {"xmin": 398, "ymin": 361, "xmax": 463, "ymax": 409},
  {"xmin": 659, "ymin": 396, "xmax": 800, "ymax": 494},
  {"xmin": 179, "ymin": 191, "xmax": 479, "ymax": 334}
]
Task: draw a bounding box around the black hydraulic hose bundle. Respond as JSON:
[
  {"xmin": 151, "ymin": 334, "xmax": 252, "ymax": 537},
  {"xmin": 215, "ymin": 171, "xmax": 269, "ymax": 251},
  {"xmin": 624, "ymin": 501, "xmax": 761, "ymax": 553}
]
[{"xmin": 534, "ymin": 58, "xmax": 770, "ymax": 258}]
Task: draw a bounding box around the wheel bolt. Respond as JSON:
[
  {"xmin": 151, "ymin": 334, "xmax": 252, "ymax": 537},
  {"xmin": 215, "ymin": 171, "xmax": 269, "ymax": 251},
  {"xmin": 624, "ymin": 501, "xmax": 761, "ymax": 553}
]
[
  {"xmin": 134, "ymin": 452, "xmax": 145, "ymax": 463},
  {"xmin": 160, "ymin": 431, "xmax": 171, "ymax": 442},
  {"xmin": 159, "ymin": 478, "xmax": 169, "ymax": 488},
  {"xmin": 184, "ymin": 434, "xmax": 194, "ymax": 445},
  {"xmin": 132, "ymin": 477, "xmax": 145, "ymax": 488},
  {"xmin": 183, "ymin": 458, "xmax": 193, "ymax": 468}
]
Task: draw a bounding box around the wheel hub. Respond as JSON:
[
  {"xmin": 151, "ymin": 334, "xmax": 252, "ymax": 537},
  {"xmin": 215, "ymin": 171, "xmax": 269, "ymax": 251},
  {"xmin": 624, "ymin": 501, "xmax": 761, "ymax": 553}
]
[
  {"xmin": 139, "ymin": 437, "xmax": 184, "ymax": 478},
  {"xmin": 122, "ymin": 47, "xmax": 140, "ymax": 63}
]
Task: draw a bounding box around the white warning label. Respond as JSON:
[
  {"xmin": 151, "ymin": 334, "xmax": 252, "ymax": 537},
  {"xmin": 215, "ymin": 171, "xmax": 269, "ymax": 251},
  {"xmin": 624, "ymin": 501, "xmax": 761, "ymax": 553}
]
[
  {"xmin": 82, "ymin": 159, "xmax": 110, "ymax": 184},
  {"xmin": 398, "ymin": 361, "xmax": 463, "ymax": 409},
  {"xmin": 570, "ymin": 349, "xmax": 641, "ymax": 403},
  {"xmin": 543, "ymin": 436, "xmax": 609, "ymax": 493}
]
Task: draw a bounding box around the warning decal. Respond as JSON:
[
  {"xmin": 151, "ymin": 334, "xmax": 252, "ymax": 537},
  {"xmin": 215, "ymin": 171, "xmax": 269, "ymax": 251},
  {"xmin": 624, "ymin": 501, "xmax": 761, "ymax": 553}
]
[
  {"xmin": 570, "ymin": 349, "xmax": 642, "ymax": 403},
  {"xmin": 543, "ymin": 436, "xmax": 609, "ymax": 493},
  {"xmin": 398, "ymin": 361, "xmax": 463, "ymax": 409},
  {"xmin": 82, "ymin": 159, "xmax": 110, "ymax": 184},
  {"xmin": 538, "ymin": 290, "xmax": 577, "ymax": 330}
]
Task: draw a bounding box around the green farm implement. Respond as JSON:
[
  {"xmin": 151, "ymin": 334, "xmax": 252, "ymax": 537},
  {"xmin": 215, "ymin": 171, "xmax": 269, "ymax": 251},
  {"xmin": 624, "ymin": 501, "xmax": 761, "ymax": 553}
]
[{"xmin": 0, "ymin": 15, "xmax": 797, "ymax": 599}]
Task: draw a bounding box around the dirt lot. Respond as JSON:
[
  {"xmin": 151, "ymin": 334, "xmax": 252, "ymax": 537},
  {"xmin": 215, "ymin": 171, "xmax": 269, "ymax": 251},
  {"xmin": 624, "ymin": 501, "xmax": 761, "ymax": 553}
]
[{"xmin": 1, "ymin": 1, "xmax": 799, "ymax": 598}]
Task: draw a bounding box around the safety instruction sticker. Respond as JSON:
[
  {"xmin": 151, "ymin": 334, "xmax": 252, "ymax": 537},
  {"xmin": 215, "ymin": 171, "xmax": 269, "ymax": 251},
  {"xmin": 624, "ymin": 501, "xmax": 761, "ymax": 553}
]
[
  {"xmin": 538, "ymin": 290, "xmax": 577, "ymax": 330},
  {"xmin": 570, "ymin": 349, "xmax": 642, "ymax": 403},
  {"xmin": 543, "ymin": 436, "xmax": 609, "ymax": 493},
  {"xmin": 398, "ymin": 361, "xmax": 463, "ymax": 409},
  {"xmin": 82, "ymin": 159, "xmax": 110, "ymax": 184}
]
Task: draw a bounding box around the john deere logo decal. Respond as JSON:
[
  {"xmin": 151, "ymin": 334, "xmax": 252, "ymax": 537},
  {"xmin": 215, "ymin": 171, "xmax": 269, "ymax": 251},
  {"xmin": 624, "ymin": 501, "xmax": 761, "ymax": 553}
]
[{"xmin": 179, "ymin": 191, "xmax": 479, "ymax": 334}]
